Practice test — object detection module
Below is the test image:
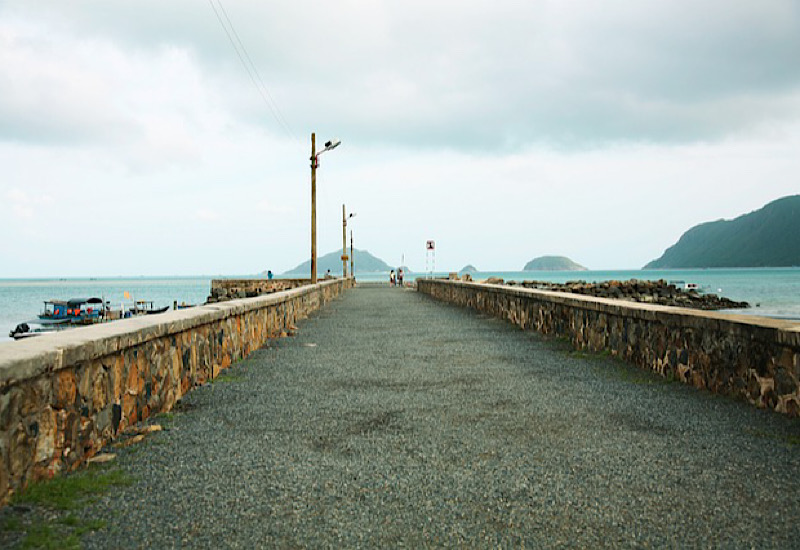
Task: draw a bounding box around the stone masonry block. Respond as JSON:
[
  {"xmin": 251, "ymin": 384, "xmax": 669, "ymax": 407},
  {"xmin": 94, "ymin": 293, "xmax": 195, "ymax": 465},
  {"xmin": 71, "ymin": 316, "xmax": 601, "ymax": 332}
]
[
  {"xmin": 54, "ymin": 369, "xmax": 78, "ymax": 410},
  {"xmin": 33, "ymin": 406, "xmax": 57, "ymax": 466},
  {"xmin": 20, "ymin": 377, "xmax": 52, "ymax": 417}
]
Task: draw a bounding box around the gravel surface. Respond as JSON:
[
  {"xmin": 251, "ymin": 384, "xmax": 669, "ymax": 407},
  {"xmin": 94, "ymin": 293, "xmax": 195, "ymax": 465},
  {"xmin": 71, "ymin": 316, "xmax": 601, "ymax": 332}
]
[{"xmin": 73, "ymin": 285, "xmax": 799, "ymax": 548}]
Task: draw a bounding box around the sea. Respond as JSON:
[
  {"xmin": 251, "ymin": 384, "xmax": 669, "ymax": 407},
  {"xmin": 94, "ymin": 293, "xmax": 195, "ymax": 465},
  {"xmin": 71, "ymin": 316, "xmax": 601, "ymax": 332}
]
[{"xmin": 1, "ymin": 268, "xmax": 799, "ymax": 342}]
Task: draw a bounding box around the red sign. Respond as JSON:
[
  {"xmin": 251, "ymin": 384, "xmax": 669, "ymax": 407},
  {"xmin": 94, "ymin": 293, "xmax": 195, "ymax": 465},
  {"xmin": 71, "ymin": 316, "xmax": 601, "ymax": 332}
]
[{"xmin": 426, "ymin": 240, "xmax": 435, "ymax": 250}]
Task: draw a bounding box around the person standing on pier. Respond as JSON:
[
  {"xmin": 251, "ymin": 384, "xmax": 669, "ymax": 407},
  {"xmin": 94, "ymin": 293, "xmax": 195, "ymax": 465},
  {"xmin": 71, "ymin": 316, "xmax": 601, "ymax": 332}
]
[
  {"xmin": 389, "ymin": 270, "xmax": 396, "ymax": 286},
  {"xmin": 398, "ymin": 268, "xmax": 404, "ymax": 287}
]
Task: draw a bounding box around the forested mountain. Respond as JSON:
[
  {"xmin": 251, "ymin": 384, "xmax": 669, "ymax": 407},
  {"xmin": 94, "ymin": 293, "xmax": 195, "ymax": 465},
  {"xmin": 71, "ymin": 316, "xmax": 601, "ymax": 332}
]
[
  {"xmin": 523, "ymin": 256, "xmax": 587, "ymax": 271},
  {"xmin": 645, "ymin": 195, "xmax": 800, "ymax": 268},
  {"xmin": 284, "ymin": 249, "xmax": 391, "ymax": 275}
]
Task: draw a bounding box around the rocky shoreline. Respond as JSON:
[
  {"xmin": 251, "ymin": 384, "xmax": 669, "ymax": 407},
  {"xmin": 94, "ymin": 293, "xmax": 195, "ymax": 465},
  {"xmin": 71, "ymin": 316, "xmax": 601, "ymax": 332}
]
[{"xmin": 471, "ymin": 277, "xmax": 750, "ymax": 311}]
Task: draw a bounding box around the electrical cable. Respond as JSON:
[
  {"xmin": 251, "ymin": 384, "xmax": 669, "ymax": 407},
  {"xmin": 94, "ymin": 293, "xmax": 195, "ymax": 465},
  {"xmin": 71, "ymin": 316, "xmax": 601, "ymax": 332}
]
[
  {"xmin": 208, "ymin": 0, "xmax": 299, "ymax": 143},
  {"xmin": 215, "ymin": 0, "xmax": 298, "ymax": 143}
]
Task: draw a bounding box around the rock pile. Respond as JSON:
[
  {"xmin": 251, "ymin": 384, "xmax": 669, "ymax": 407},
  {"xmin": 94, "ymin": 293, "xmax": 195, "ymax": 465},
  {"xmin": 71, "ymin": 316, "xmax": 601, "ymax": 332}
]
[{"xmin": 504, "ymin": 279, "xmax": 750, "ymax": 311}]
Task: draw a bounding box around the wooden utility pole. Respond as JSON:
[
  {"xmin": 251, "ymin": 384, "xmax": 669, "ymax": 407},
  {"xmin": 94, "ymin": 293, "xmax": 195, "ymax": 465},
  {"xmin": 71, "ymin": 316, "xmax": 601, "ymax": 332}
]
[
  {"xmin": 310, "ymin": 133, "xmax": 317, "ymax": 284},
  {"xmin": 342, "ymin": 204, "xmax": 349, "ymax": 278}
]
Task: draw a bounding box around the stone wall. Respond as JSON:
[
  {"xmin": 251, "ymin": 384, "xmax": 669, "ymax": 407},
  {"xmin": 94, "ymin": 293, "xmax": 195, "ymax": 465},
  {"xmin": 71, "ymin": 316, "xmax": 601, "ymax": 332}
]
[
  {"xmin": 0, "ymin": 279, "xmax": 352, "ymax": 504},
  {"xmin": 207, "ymin": 278, "xmax": 309, "ymax": 303},
  {"xmin": 417, "ymin": 279, "xmax": 800, "ymax": 417}
]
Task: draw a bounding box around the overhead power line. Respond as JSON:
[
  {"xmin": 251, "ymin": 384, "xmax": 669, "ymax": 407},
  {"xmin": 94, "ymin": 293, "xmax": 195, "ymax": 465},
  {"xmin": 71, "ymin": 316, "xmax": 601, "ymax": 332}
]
[{"xmin": 208, "ymin": 0, "xmax": 298, "ymax": 142}]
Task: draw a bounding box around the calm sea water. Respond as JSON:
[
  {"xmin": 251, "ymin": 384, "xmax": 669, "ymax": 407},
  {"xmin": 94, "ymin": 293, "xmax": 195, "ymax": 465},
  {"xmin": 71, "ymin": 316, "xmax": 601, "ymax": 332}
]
[
  {"xmin": 0, "ymin": 278, "xmax": 211, "ymax": 343},
  {"xmin": 1, "ymin": 268, "xmax": 798, "ymax": 342}
]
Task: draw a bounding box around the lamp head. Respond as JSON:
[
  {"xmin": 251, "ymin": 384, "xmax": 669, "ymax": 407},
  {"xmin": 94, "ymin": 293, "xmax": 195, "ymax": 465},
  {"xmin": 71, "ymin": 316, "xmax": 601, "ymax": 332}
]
[{"xmin": 324, "ymin": 138, "xmax": 341, "ymax": 150}]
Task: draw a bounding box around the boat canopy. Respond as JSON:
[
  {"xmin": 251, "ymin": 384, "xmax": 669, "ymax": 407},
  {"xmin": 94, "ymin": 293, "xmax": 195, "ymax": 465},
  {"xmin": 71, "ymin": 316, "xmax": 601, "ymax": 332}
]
[
  {"xmin": 46, "ymin": 298, "xmax": 104, "ymax": 307},
  {"xmin": 68, "ymin": 297, "xmax": 103, "ymax": 307}
]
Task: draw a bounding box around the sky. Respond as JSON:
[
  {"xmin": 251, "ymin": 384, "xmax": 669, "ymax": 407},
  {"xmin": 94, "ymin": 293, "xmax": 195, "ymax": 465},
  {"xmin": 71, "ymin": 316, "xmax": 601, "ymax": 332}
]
[{"xmin": 1, "ymin": 0, "xmax": 799, "ymax": 277}]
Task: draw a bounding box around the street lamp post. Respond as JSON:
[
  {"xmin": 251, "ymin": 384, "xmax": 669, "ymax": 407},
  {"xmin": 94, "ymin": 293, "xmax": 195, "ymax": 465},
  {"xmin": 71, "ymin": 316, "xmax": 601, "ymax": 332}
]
[
  {"xmin": 310, "ymin": 133, "xmax": 341, "ymax": 284},
  {"xmin": 342, "ymin": 206, "xmax": 355, "ymax": 278},
  {"xmin": 350, "ymin": 230, "xmax": 354, "ymax": 277}
]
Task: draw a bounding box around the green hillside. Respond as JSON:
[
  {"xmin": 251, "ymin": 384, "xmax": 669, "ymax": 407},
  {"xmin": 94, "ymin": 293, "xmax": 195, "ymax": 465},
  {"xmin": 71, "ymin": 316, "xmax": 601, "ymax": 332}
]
[
  {"xmin": 523, "ymin": 256, "xmax": 587, "ymax": 271},
  {"xmin": 283, "ymin": 248, "xmax": 392, "ymax": 275},
  {"xmin": 645, "ymin": 195, "xmax": 800, "ymax": 268}
]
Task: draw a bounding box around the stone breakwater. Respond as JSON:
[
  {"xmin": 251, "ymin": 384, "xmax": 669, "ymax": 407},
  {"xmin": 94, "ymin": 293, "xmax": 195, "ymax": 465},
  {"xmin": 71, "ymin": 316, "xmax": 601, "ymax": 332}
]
[
  {"xmin": 206, "ymin": 278, "xmax": 309, "ymax": 303},
  {"xmin": 418, "ymin": 279, "xmax": 800, "ymax": 417},
  {"xmin": 0, "ymin": 279, "xmax": 352, "ymax": 505},
  {"xmin": 468, "ymin": 277, "xmax": 749, "ymax": 311}
]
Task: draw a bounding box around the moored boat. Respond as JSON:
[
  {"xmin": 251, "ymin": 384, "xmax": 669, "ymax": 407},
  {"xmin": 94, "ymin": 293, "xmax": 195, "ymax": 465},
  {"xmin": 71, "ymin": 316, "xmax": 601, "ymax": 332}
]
[
  {"xmin": 10, "ymin": 296, "xmax": 171, "ymax": 340},
  {"xmin": 9, "ymin": 318, "xmax": 73, "ymax": 339},
  {"xmin": 10, "ymin": 297, "xmax": 109, "ymax": 340},
  {"xmin": 39, "ymin": 297, "xmax": 106, "ymax": 324},
  {"xmin": 668, "ymin": 280, "xmax": 702, "ymax": 292},
  {"xmin": 130, "ymin": 300, "xmax": 170, "ymax": 315}
]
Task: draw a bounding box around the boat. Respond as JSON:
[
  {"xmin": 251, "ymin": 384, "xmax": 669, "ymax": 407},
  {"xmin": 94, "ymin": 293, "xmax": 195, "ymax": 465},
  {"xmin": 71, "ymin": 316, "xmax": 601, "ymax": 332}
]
[
  {"xmin": 9, "ymin": 318, "xmax": 73, "ymax": 340},
  {"xmin": 668, "ymin": 280, "xmax": 701, "ymax": 292},
  {"xmin": 40, "ymin": 297, "xmax": 106, "ymax": 324},
  {"xmin": 130, "ymin": 301, "xmax": 170, "ymax": 315},
  {"xmin": 9, "ymin": 297, "xmax": 109, "ymax": 340},
  {"xmin": 10, "ymin": 297, "xmax": 170, "ymax": 340}
]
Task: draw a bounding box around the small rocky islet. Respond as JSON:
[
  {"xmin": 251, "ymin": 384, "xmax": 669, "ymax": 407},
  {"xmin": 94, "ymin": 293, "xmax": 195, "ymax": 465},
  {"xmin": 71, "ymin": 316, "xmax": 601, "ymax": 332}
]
[{"xmin": 476, "ymin": 277, "xmax": 750, "ymax": 311}]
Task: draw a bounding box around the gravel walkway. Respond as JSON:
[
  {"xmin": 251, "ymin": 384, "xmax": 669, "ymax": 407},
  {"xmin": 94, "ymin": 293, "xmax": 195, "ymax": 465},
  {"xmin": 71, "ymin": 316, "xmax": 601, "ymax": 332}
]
[{"xmin": 77, "ymin": 285, "xmax": 800, "ymax": 548}]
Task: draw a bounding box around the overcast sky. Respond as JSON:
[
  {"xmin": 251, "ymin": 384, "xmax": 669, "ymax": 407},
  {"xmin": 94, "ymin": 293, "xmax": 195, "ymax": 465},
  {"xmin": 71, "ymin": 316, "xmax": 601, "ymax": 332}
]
[{"xmin": 2, "ymin": 0, "xmax": 799, "ymax": 276}]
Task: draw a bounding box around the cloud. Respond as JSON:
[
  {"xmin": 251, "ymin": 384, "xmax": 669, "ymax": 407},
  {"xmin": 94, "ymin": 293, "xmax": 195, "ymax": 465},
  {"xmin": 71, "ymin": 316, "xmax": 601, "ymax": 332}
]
[
  {"xmin": 1, "ymin": 1, "xmax": 799, "ymax": 277},
  {"xmin": 254, "ymin": 200, "xmax": 292, "ymax": 215},
  {"xmin": 11, "ymin": 204, "xmax": 33, "ymax": 219},
  {"xmin": 301, "ymin": 1, "xmax": 800, "ymax": 150},
  {"xmin": 7, "ymin": 189, "xmax": 27, "ymax": 202},
  {"xmin": 195, "ymin": 208, "xmax": 222, "ymax": 222},
  {"xmin": 4, "ymin": 1, "xmax": 800, "ymax": 152},
  {"xmin": 4, "ymin": 188, "xmax": 51, "ymax": 219},
  {"xmin": 0, "ymin": 11, "xmax": 229, "ymax": 171},
  {"xmin": 0, "ymin": 19, "xmax": 131, "ymax": 144}
]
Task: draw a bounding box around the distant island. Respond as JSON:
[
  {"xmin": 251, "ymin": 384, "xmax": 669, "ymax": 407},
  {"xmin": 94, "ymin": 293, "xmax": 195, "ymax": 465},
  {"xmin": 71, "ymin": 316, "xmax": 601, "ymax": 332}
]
[
  {"xmin": 459, "ymin": 264, "xmax": 477, "ymax": 274},
  {"xmin": 283, "ymin": 249, "xmax": 391, "ymax": 275},
  {"xmin": 645, "ymin": 195, "xmax": 800, "ymax": 268},
  {"xmin": 523, "ymin": 256, "xmax": 587, "ymax": 271}
]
